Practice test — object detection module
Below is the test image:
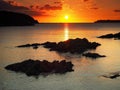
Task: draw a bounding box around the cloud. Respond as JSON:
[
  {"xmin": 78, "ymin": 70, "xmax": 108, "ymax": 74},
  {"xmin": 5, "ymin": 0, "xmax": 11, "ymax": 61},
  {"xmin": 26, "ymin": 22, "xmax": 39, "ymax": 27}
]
[
  {"xmin": 0, "ymin": 0, "xmax": 46, "ymax": 16},
  {"xmin": 114, "ymin": 9, "xmax": 120, "ymax": 12},
  {"xmin": 83, "ymin": 0, "xmax": 89, "ymax": 2},
  {"xmin": 29, "ymin": 5, "xmax": 40, "ymax": 9},
  {"xmin": 54, "ymin": 1, "xmax": 61, "ymax": 4},
  {"xmin": 5, "ymin": 0, "xmax": 20, "ymax": 6},
  {"xmin": 40, "ymin": 4, "xmax": 62, "ymax": 10},
  {"xmin": 90, "ymin": 7, "xmax": 98, "ymax": 10}
]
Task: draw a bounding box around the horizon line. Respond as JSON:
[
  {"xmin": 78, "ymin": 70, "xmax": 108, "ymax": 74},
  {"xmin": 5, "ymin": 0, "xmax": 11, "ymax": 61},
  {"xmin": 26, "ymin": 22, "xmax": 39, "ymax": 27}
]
[{"xmin": 37, "ymin": 20, "xmax": 120, "ymax": 24}]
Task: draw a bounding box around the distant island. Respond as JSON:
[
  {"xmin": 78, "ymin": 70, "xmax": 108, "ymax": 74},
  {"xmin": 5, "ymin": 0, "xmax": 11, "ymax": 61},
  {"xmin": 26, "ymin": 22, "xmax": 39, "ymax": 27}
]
[
  {"xmin": 94, "ymin": 20, "xmax": 120, "ymax": 23},
  {"xmin": 0, "ymin": 11, "xmax": 39, "ymax": 26}
]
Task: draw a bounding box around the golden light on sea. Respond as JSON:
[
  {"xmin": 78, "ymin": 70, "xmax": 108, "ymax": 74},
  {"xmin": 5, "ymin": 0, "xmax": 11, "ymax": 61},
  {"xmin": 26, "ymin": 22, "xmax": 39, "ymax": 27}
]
[{"xmin": 64, "ymin": 24, "xmax": 69, "ymax": 40}]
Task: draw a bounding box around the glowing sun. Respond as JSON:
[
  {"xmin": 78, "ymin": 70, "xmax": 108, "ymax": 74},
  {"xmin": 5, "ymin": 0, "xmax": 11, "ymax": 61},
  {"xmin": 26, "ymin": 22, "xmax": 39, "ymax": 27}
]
[{"xmin": 64, "ymin": 15, "xmax": 69, "ymax": 20}]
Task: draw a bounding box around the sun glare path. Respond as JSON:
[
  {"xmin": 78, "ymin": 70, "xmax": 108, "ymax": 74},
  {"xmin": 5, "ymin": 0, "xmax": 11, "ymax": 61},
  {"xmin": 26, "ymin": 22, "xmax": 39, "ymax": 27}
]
[{"xmin": 64, "ymin": 25, "xmax": 69, "ymax": 40}]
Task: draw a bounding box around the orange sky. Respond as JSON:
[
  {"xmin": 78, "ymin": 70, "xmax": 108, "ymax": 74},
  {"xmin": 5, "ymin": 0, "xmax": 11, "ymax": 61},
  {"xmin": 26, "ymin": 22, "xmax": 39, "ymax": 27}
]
[{"xmin": 0, "ymin": 0, "xmax": 120, "ymax": 23}]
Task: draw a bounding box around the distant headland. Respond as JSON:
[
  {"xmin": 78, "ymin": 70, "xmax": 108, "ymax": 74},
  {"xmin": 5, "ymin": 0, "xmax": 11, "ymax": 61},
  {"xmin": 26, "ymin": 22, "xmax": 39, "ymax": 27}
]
[
  {"xmin": 94, "ymin": 20, "xmax": 120, "ymax": 23},
  {"xmin": 0, "ymin": 11, "xmax": 39, "ymax": 26}
]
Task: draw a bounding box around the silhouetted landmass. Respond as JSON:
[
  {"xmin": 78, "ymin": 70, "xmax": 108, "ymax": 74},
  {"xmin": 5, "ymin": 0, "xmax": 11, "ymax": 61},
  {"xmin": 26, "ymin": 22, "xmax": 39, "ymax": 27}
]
[
  {"xmin": 5, "ymin": 59, "xmax": 74, "ymax": 76},
  {"xmin": 102, "ymin": 72, "xmax": 120, "ymax": 79},
  {"xmin": 17, "ymin": 43, "xmax": 41, "ymax": 49},
  {"xmin": 98, "ymin": 32, "xmax": 120, "ymax": 39},
  {"xmin": 95, "ymin": 20, "xmax": 120, "ymax": 23},
  {"xmin": 0, "ymin": 11, "xmax": 38, "ymax": 26},
  {"xmin": 83, "ymin": 52, "xmax": 106, "ymax": 58},
  {"xmin": 41, "ymin": 38, "xmax": 101, "ymax": 54}
]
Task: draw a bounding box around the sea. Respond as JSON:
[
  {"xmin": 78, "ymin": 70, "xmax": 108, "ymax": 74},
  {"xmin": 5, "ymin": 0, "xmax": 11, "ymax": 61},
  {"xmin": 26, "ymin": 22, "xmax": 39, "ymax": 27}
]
[{"xmin": 0, "ymin": 23, "xmax": 120, "ymax": 90}]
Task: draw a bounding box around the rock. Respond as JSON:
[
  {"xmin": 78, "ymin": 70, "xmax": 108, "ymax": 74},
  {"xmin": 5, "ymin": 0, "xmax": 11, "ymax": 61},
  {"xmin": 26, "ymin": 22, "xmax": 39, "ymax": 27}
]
[
  {"xmin": 0, "ymin": 11, "xmax": 38, "ymax": 26},
  {"xmin": 98, "ymin": 32, "xmax": 120, "ymax": 39},
  {"xmin": 5, "ymin": 59, "xmax": 74, "ymax": 76},
  {"xmin": 41, "ymin": 42, "xmax": 57, "ymax": 49},
  {"xmin": 33, "ymin": 46, "xmax": 39, "ymax": 49},
  {"xmin": 83, "ymin": 52, "xmax": 106, "ymax": 58},
  {"xmin": 16, "ymin": 43, "xmax": 41, "ymax": 49},
  {"xmin": 41, "ymin": 38, "xmax": 101, "ymax": 54},
  {"xmin": 98, "ymin": 34, "xmax": 114, "ymax": 38},
  {"xmin": 102, "ymin": 72, "xmax": 120, "ymax": 79},
  {"xmin": 17, "ymin": 44, "xmax": 31, "ymax": 48},
  {"xmin": 114, "ymin": 32, "xmax": 120, "ymax": 39}
]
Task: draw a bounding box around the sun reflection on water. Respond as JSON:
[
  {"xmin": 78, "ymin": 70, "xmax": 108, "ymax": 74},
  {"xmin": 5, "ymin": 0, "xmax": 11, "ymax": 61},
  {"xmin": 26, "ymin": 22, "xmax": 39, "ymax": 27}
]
[{"xmin": 64, "ymin": 24, "xmax": 69, "ymax": 40}]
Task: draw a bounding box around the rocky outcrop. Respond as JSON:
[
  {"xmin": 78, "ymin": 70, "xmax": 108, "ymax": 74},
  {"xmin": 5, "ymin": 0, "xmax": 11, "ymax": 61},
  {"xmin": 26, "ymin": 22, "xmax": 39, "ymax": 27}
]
[
  {"xmin": 16, "ymin": 43, "xmax": 41, "ymax": 49},
  {"xmin": 41, "ymin": 38, "xmax": 101, "ymax": 54},
  {"xmin": 5, "ymin": 59, "xmax": 74, "ymax": 76},
  {"xmin": 97, "ymin": 32, "xmax": 120, "ymax": 39},
  {"xmin": 102, "ymin": 72, "xmax": 120, "ymax": 79},
  {"xmin": 0, "ymin": 11, "xmax": 38, "ymax": 26},
  {"xmin": 83, "ymin": 52, "xmax": 106, "ymax": 58}
]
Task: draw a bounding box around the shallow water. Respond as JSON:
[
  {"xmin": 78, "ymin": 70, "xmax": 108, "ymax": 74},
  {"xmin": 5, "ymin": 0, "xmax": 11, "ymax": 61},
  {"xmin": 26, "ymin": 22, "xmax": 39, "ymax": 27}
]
[{"xmin": 0, "ymin": 23, "xmax": 120, "ymax": 90}]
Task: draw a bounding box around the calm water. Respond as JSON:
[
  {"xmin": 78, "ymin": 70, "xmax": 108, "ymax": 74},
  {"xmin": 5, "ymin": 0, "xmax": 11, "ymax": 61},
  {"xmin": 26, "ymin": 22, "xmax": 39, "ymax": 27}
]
[{"xmin": 0, "ymin": 23, "xmax": 120, "ymax": 90}]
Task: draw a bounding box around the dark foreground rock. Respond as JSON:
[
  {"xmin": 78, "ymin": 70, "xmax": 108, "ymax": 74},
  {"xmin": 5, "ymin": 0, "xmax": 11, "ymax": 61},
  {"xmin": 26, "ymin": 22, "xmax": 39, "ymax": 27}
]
[
  {"xmin": 102, "ymin": 72, "xmax": 120, "ymax": 79},
  {"xmin": 16, "ymin": 43, "xmax": 41, "ymax": 49},
  {"xmin": 5, "ymin": 59, "xmax": 74, "ymax": 76},
  {"xmin": 98, "ymin": 32, "xmax": 120, "ymax": 39},
  {"xmin": 41, "ymin": 38, "xmax": 101, "ymax": 54},
  {"xmin": 0, "ymin": 11, "xmax": 38, "ymax": 26},
  {"xmin": 83, "ymin": 52, "xmax": 106, "ymax": 58}
]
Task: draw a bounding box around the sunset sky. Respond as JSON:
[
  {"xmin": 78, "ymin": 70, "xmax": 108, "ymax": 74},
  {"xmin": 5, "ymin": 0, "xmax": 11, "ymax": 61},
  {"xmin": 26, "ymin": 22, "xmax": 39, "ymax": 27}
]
[{"xmin": 0, "ymin": 0, "xmax": 120, "ymax": 23}]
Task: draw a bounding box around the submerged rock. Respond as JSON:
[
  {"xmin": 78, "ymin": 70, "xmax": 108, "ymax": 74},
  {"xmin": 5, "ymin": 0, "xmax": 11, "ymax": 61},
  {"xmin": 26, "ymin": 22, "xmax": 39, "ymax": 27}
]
[
  {"xmin": 83, "ymin": 52, "xmax": 106, "ymax": 58},
  {"xmin": 16, "ymin": 43, "xmax": 41, "ymax": 49},
  {"xmin": 5, "ymin": 59, "xmax": 74, "ymax": 76},
  {"xmin": 98, "ymin": 32, "xmax": 120, "ymax": 39},
  {"xmin": 102, "ymin": 72, "xmax": 120, "ymax": 79},
  {"xmin": 41, "ymin": 38, "xmax": 101, "ymax": 54}
]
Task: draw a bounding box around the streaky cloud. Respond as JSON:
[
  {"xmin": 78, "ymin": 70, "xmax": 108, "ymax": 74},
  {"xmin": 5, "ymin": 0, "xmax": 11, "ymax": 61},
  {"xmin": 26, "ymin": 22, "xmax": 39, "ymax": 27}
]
[
  {"xmin": 0, "ymin": 0, "xmax": 47, "ymax": 16},
  {"xmin": 114, "ymin": 9, "xmax": 120, "ymax": 12},
  {"xmin": 40, "ymin": 4, "xmax": 62, "ymax": 10}
]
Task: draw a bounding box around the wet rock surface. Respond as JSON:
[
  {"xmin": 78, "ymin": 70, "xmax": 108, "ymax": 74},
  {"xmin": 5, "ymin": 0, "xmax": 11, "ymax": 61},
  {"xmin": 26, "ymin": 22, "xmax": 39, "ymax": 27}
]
[
  {"xmin": 5, "ymin": 59, "xmax": 74, "ymax": 76},
  {"xmin": 83, "ymin": 52, "xmax": 106, "ymax": 58},
  {"xmin": 98, "ymin": 32, "xmax": 120, "ymax": 39},
  {"xmin": 41, "ymin": 38, "xmax": 101, "ymax": 54}
]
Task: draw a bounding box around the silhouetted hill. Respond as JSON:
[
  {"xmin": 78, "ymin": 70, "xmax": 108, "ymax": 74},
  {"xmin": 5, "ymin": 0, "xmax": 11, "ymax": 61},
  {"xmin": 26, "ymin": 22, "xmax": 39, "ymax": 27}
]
[
  {"xmin": 0, "ymin": 11, "xmax": 39, "ymax": 26},
  {"xmin": 95, "ymin": 20, "xmax": 120, "ymax": 23}
]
